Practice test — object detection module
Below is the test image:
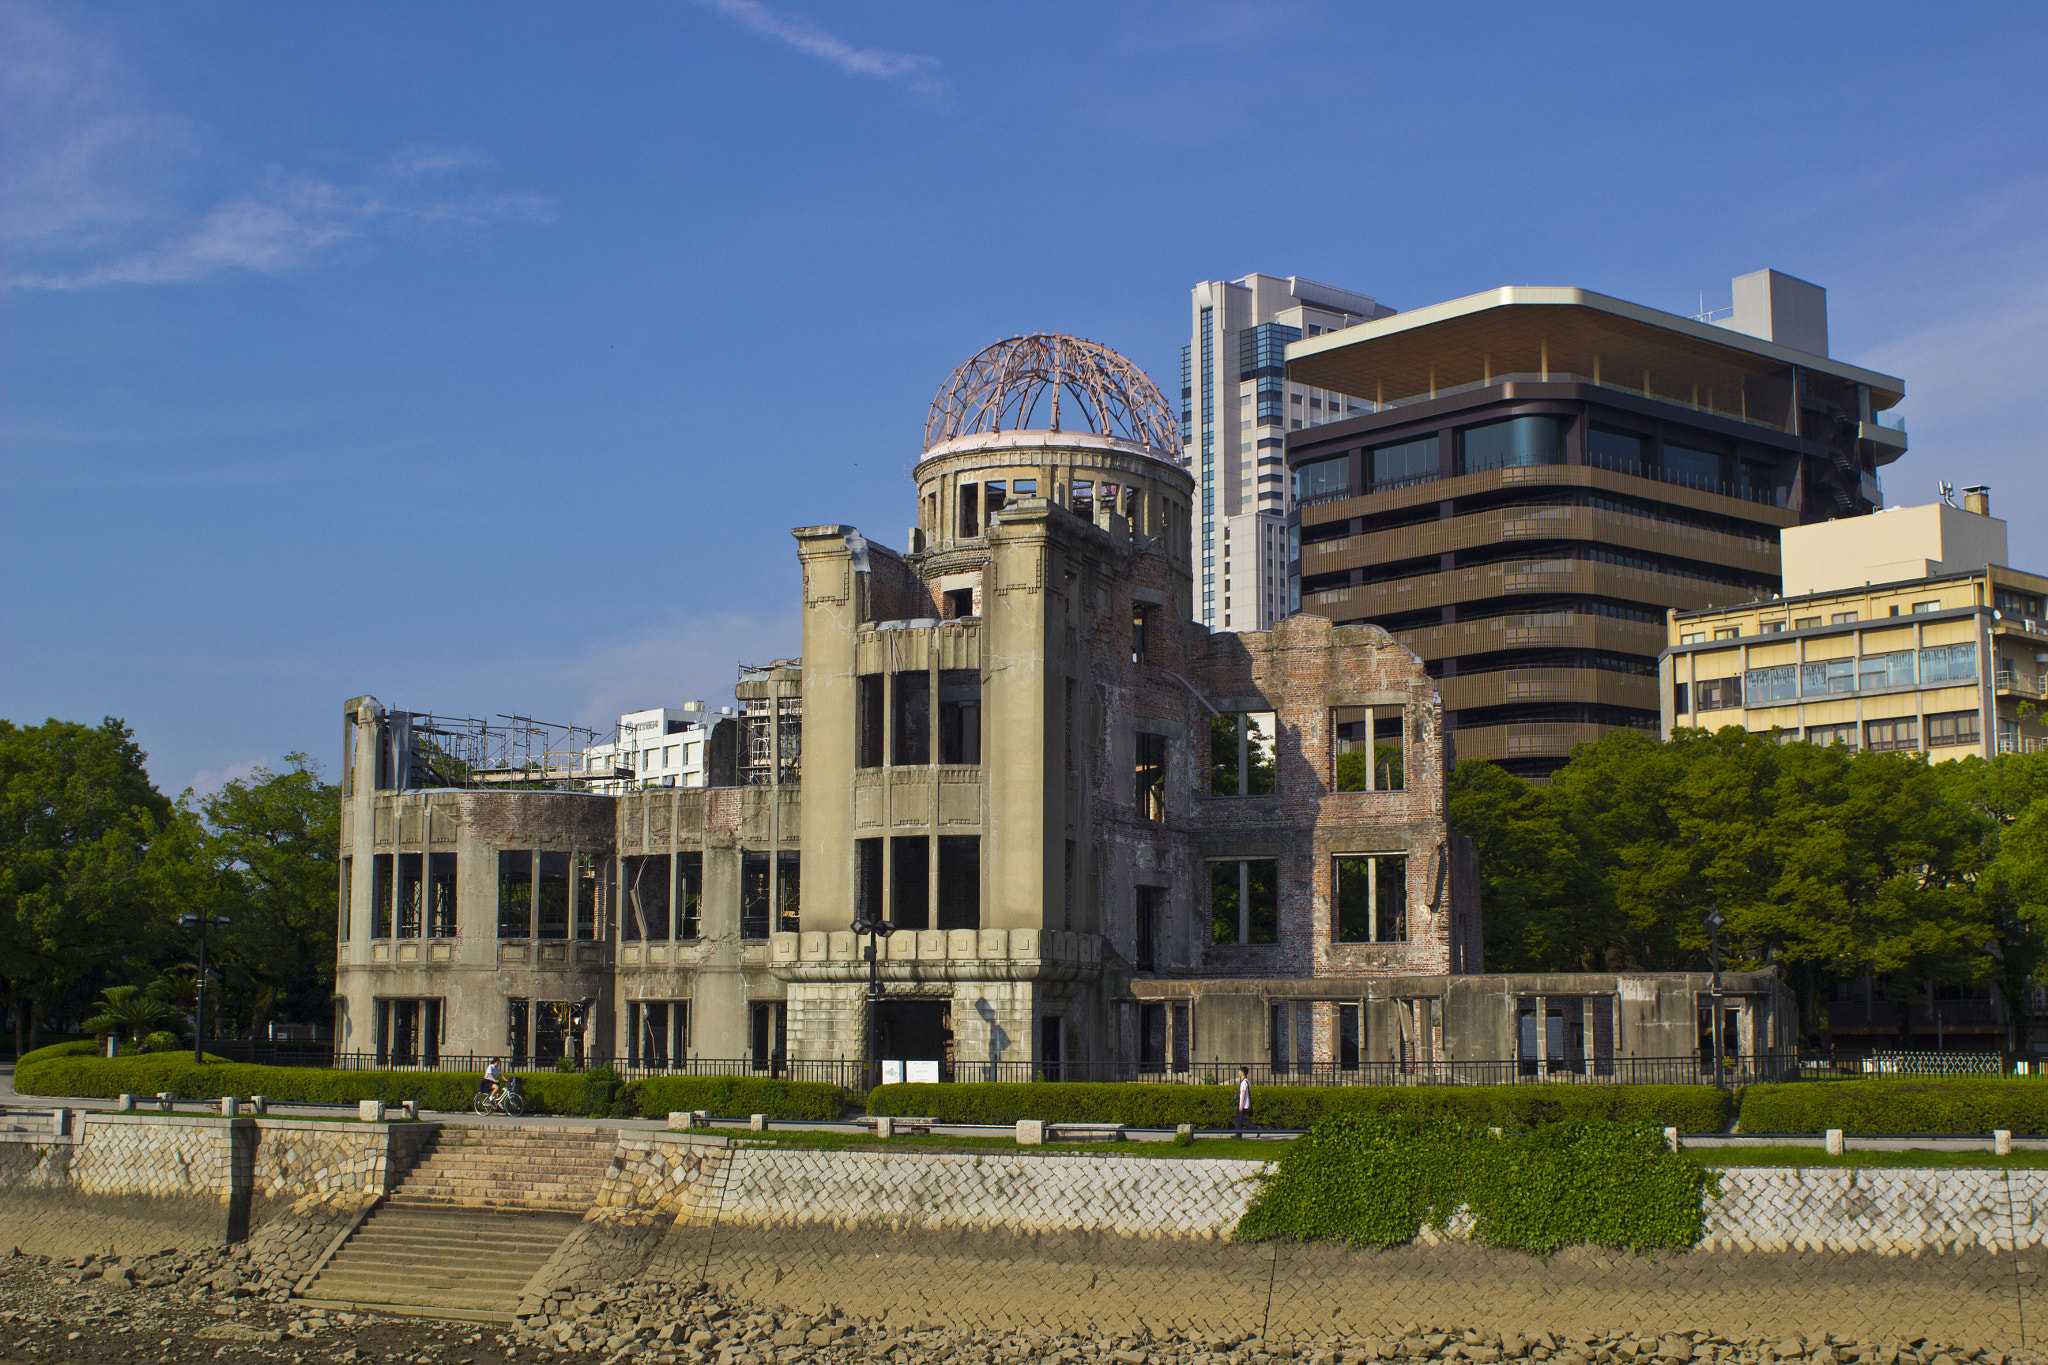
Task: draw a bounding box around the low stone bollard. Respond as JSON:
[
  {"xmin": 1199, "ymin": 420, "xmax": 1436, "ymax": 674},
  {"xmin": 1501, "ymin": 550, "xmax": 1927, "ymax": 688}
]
[
  {"xmin": 398, "ymin": 1100, "xmax": 419, "ymax": 1120},
  {"xmin": 249, "ymin": 1095, "xmax": 268, "ymax": 1115},
  {"xmin": 667, "ymin": 1111, "xmax": 699, "ymax": 1130},
  {"xmin": 749, "ymin": 1114, "xmax": 769, "ymax": 1132},
  {"xmin": 1826, "ymin": 1128, "xmax": 1846, "ymax": 1156},
  {"xmin": 873, "ymin": 1116, "xmax": 895, "ymax": 1140},
  {"xmin": 1174, "ymin": 1124, "xmax": 1194, "ymax": 1142},
  {"xmin": 1663, "ymin": 1126, "xmax": 1680, "ymax": 1152},
  {"xmin": 1997, "ymin": 1129, "xmax": 2014, "ymax": 1156},
  {"xmin": 117, "ymin": 1094, "xmax": 136, "ymax": 1113},
  {"xmin": 51, "ymin": 1108, "xmax": 72, "ymax": 1137},
  {"xmin": 359, "ymin": 1100, "xmax": 386, "ymax": 1123},
  {"xmin": 155, "ymin": 1092, "xmax": 174, "ymax": 1113},
  {"xmin": 220, "ymin": 1096, "xmax": 240, "ymax": 1118},
  {"xmin": 1016, "ymin": 1120, "xmax": 1047, "ymax": 1146}
]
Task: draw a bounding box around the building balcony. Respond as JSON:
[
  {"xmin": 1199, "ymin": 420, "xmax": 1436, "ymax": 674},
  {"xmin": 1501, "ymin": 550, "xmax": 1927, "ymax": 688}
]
[{"xmin": 1996, "ymin": 670, "xmax": 2048, "ymax": 699}]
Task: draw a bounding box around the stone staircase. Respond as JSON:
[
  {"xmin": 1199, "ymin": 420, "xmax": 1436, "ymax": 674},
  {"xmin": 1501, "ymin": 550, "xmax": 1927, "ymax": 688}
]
[
  {"xmin": 299, "ymin": 1205, "xmax": 582, "ymax": 1318},
  {"xmin": 384, "ymin": 1125, "xmax": 619, "ymax": 1213},
  {"xmin": 296, "ymin": 1124, "xmax": 620, "ymax": 1319}
]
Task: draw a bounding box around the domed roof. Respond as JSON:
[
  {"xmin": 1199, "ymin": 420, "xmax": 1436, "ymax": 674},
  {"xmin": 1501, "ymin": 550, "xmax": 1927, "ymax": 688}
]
[{"xmin": 924, "ymin": 334, "xmax": 1181, "ymax": 456}]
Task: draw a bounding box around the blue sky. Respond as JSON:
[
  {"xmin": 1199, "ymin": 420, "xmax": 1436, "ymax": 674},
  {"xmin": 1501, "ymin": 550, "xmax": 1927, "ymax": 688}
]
[{"xmin": 6, "ymin": 1, "xmax": 2047, "ymax": 795}]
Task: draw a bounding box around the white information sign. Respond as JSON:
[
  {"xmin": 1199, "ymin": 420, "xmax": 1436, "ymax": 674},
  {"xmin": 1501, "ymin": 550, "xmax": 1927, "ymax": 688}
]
[
  {"xmin": 906, "ymin": 1059, "xmax": 941, "ymax": 1084},
  {"xmin": 881, "ymin": 1059, "xmax": 905, "ymax": 1085}
]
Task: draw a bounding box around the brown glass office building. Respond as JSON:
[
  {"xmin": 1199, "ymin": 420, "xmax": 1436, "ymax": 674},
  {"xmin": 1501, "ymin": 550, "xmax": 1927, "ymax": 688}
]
[{"xmin": 1280, "ymin": 279, "xmax": 1908, "ymax": 778}]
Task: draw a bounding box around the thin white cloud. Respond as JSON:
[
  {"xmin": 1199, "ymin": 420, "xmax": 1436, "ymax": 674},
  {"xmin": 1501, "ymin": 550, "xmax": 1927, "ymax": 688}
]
[
  {"xmin": 188, "ymin": 758, "xmax": 265, "ymax": 799},
  {"xmin": 2, "ymin": 6, "xmax": 551, "ymax": 292},
  {"xmin": 696, "ymin": 0, "xmax": 940, "ymax": 85}
]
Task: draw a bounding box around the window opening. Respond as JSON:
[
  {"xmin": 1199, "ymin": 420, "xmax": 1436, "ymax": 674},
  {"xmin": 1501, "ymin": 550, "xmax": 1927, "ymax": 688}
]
[
  {"xmin": 1135, "ymin": 885, "xmax": 1161, "ymax": 972},
  {"xmin": 958, "ymin": 483, "xmax": 980, "ymax": 538},
  {"xmin": 741, "ymin": 851, "xmax": 771, "ymax": 939},
  {"xmin": 537, "ymin": 851, "xmax": 571, "ymax": 939},
  {"xmin": 856, "ymin": 838, "xmax": 883, "ymax": 926},
  {"xmin": 938, "ymin": 670, "xmax": 982, "ymax": 764},
  {"xmin": 750, "ymin": 1001, "xmax": 787, "ymax": 1073},
  {"xmin": 396, "ymin": 852, "xmax": 423, "ymax": 939},
  {"xmin": 1334, "ymin": 854, "xmax": 1408, "ymax": 942},
  {"xmin": 892, "ymin": 671, "xmax": 931, "ymax": 765},
  {"xmin": 496, "ymin": 851, "xmax": 531, "ymax": 939},
  {"xmin": 891, "ymin": 835, "xmax": 930, "ymax": 930},
  {"xmin": 573, "ymin": 852, "xmax": 600, "ymax": 940},
  {"xmin": 506, "ymin": 997, "xmax": 530, "ymax": 1066},
  {"xmin": 857, "ymin": 675, "xmax": 885, "ymax": 768},
  {"xmin": 372, "ymin": 854, "xmax": 394, "ymax": 939},
  {"xmin": 1210, "ymin": 712, "xmax": 1277, "ymax": 796},
  {"xmin": 1338, "ymin": 1004, "xmax": 1361, "ymax": 1071},
  {"xmin": 338, "ymin": 856, "xmax": 352, "ymax": 943},
  {"xmin": 678, "ymin": 852, "xmax": 702, "ymax": 939},
  {"xmin": 776, "ymin": 851, "xmax": 801, "ymax": 933},
  {"xmin": 1210, "ymin": 859, "xmax": 1279, "ymax": 945},
  {"xmin": 937, "ymin": 836, "xmax": 980, "ymax": 931},
  {"xmin": 1135, "ymin": 732, "xmax": 1168, "ymax": 821},
  {"xmin": 1132, "ymin": 603, "xmax": 1152, "ymax": 664},
  {"xmin": 428, "ymin": 852, "xmax": 457, "ymax": 937},
  {"xmin": 622, "ymin": 854, "xmax": 671, "ymax": 941},
  {"xmin": 1332, "ymin": 707, "xmax": 1404, "ymax": 791}
]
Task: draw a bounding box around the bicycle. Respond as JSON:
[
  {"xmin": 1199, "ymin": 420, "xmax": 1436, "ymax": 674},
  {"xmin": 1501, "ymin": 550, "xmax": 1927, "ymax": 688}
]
[{"xmin": 471, "ymin": 1077, "xmax": 525, "ymax": 1116}]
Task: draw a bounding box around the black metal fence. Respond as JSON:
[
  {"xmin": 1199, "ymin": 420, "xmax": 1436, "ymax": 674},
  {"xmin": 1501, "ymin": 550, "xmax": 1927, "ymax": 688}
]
[{"xmin": 210, "ymin": 1050, "xmax": 1809, "ymax": 1090}]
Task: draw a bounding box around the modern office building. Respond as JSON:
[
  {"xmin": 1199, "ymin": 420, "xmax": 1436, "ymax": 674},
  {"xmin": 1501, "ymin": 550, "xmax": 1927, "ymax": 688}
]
[
  {"xmin": 1662, "ymin": 490, "xmax": 2048, "ymax": 761},
  {"xmin": 1282, "ymin": 269, "xmax": 1908, "ymax": 778},
  {"xmin": 579, "ymin": 705, "xmax": 718, "ymax": 793},
  {"xmin": 1184, "ymin": 275, "xmax": 1395, "ymax": 635}
]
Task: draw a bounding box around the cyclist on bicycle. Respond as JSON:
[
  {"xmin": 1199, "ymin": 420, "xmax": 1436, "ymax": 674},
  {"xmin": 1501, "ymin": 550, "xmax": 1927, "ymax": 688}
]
[{"xmin": 483, "ymin": 1057, "xmax": 506, "ymax": 1101}]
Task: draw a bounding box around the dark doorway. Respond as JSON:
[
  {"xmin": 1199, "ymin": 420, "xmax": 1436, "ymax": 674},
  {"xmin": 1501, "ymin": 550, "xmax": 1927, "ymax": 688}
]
[
  {"xmin": 1140, "ymin": 1002, "xmax": 1167, "ymax": 1074},
  {"xmin": 1039, "ymin": 1015, "xmax": 1063, "ymax": 1082},
  {"xmin": 878, "ymin": 999, "xmax": 951, "ymax": 1075},
  {"xmin": 751, "ymin": 1001, "xmax": 786, "ymax": 1074}
]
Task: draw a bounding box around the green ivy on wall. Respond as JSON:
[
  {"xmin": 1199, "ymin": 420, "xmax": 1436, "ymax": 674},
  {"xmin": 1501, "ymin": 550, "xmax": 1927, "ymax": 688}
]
[{"xmin": 1234, "ymin": 1115, "xmax": 1717, "ymax": 1255}]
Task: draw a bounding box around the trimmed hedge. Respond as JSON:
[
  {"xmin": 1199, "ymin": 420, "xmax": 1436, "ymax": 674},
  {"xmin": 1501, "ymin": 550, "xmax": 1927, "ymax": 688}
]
[
  {"xmin": 1738, "ymin": 1078, "xmax": 2048, "ymax": 1135},
  {"xmin": 865, "ymin": 1081, "xmax": 1734, "ymax": 1133},
  {"xmin": 13, "ymin": 1053, "xmax": 852, "ymax": 1121},
  {"xmin": 634, "ymin": 1076, "xmax": 849, "ymax": 1121},
  {"xmin": 15, "ymin": 1054, "xmax": 604, "ymax": 1116},
  {"xmin": 16, "ymin": 1040, "xmax": 107, "ymax": 1068}
]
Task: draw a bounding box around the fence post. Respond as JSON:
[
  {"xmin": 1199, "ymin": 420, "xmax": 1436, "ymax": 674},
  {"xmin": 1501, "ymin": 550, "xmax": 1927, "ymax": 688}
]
[
  {"xmin": 1996, "ymin": 1129, "xmax": 2013, "ymax": 1156},
  {"xmin": 1826, "ymin": 1128, "xmax": 1845, "ymax": 1156}
]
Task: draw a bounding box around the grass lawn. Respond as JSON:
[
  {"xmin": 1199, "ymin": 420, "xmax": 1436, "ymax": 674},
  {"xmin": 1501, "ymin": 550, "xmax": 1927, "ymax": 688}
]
[
  {"xmin": 1686, "ymin": 1144, "xmax": 2048, "ymax": 1169},
  {"xmin": 681, "ymin": 1126, "xmax": 1286, "ymax": 1160}
]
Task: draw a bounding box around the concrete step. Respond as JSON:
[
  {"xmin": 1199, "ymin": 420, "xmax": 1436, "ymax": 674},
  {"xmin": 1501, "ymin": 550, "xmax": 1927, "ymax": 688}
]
[
  {"xmin": 386, "ymin": 1127, "xmax": 617, "ymax": 1213},
  {"xmin": 302, "ymin": 1206, "xmax": 580, "ymax": 1315}
]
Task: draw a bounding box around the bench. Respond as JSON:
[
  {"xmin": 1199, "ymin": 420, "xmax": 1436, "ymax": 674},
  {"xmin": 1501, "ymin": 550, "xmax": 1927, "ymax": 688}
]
[{"xmin": 856, "ymin": 1115, "xmax": 937, "ymax": 1136}]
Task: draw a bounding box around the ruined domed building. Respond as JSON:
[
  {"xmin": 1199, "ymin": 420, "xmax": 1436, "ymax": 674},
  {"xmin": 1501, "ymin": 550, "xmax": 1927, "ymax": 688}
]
[{"xmin": 335, "ymin": 335, "xmax": 1790, "ymax": 1082}]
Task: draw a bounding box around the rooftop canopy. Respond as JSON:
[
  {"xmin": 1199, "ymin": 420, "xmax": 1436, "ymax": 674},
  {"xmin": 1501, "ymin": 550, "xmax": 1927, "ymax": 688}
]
[{"xmin": 1284, "ymin": 286, "xmax": 1905, "ymax": 422}]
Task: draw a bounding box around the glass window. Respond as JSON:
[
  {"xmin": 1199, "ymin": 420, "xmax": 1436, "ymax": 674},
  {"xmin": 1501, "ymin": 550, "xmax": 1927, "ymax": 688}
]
[
  {"xmin": 1334, "ymin": 854, "xmax": 1407, "ymax": 943},
  {"xmin": 1209, "ymin": 859, "xmax": 1279, "ymax": 945},
  {"xmin": 1587, "ymin": 427, "xmax": 1645, "ymax": 475},
  {"xmin": 1806, "ymin": 723, "xmax": 1857, "ymax": 750},
  {"xmin": 1801, "ymin": 660, "xmax": 1857, "ymax": 696},
  {"xmin": 1714, "ymin": 627, "xmax": 1741, "ymax": 640},
  {"xmin": 1663, "ymin": 445, "xmax": 1723, "ymax": 487},
  {"xmin": 1927, "ymin": 711, "xmax": 1981, "ymax": 748},
  {"xmin": 1832, "ymin": 612, "xmax": 1859, "ymax": 624},
  {"xmin": 1913, "ymin": 601, "xmax": 1941, "ymax": 614},
  {"xmin": 1761, "ymin": 621, "xmax": 1787, "ymax": 633},
  {"xmin": 1695, "ymin": 678, "xmax": 1740, "ymax": 711},
  {"xmin": 1369, "ymin": 435, "xmax": 1439, "ymax": 486},
  {"xmin": 1793, "ymin": 616, "xmax": 1821, "ymax": 629},
  {"xmin": 496, "ymin": 850, "xmax": 530, "ymax": 939},
  {"xmin": 1208, "ymin": 711, "xmax": 1277, "ymax": 796},
  {"xmin": 1461, "ymin": 416, "xmax": 1562, "ymax": 474},
  {"xmin": 1866, "ymin": 717, "xmax": 1920, "ymax": 753},
  {"xmin": 1858, "ymin": 650, "xmax": 1916, "ymax": 690},
  {"xmin": 1293, "ymin": 454, "xmax": 1349, "ymax": 501},
  {"xmin": 1744, "ymin": 666, "xmax": 1798, "ymax": 706},
  {"xmin": 1920, "ymin": 644, "xmax": 1977, "ymax": 683}
]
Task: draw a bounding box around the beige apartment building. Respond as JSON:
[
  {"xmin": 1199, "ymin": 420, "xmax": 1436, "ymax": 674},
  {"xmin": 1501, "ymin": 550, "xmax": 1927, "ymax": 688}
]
[{"xmin": 1662, "ymin": 492, "xmax": 2048, "ymax": 759}]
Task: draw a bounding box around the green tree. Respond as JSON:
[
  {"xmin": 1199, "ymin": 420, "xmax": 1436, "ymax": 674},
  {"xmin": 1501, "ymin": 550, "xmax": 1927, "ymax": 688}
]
[
  {"xmin": 1448, "ymin": 758, "xmax": 1613, "ymax": 970},
  {"xmin": 0, "ymin": 718, "xmax": 174, "ymax": 1056},
  {"xmin": 80, "ymin": 983, "xmax": 185, "ymax": 1047}
]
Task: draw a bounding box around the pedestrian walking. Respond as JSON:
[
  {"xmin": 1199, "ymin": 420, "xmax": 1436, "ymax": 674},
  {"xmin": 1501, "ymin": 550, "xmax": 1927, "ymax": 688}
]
[{"xmin": 1234, "ymin": 1066, "xmax": 1254, "ymax": 1132}]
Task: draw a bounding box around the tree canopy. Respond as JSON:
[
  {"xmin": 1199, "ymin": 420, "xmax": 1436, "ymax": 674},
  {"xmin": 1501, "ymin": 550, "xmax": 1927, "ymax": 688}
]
[{"xmin": 1450, "ymin": 727, "xmax": 2048, "ymax": 1046}]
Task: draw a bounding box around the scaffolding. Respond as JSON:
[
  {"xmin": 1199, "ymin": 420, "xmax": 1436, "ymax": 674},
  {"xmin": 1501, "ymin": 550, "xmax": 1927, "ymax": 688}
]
[{"xmin": 383, "ymin": 711, "xmax": 626, "ymax": 790}]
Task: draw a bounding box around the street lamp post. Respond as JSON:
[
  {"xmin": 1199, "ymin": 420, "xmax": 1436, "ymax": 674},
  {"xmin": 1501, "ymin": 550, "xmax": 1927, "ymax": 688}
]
[
  {"xmin": 178, "ymin": 913, "xmax": 231, "ymax": 1065},
  {"xmin": 849, "ymin": 915, "xmax": 894, "ymax": 1091},
  {"xmin": 1704, "ymin": 911, "xmax": 1727, "ymax": 1088}
]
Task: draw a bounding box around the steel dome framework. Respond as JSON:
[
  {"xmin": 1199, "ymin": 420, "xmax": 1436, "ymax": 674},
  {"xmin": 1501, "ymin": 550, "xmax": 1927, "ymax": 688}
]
[{"xmin": 924, "ymin": 334, "xmax": 1181, "ymax": 455}]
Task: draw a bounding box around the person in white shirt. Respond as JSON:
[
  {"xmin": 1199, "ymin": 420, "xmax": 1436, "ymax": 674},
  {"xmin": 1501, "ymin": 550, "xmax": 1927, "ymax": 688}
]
[
  {"xmin": 483, "ymin": 1058, "xmax": 506, "ymax": 1102},
  {"xmin": 1234, "ymin": 1066, "xmax": 1253, "ymax": 1132}
]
